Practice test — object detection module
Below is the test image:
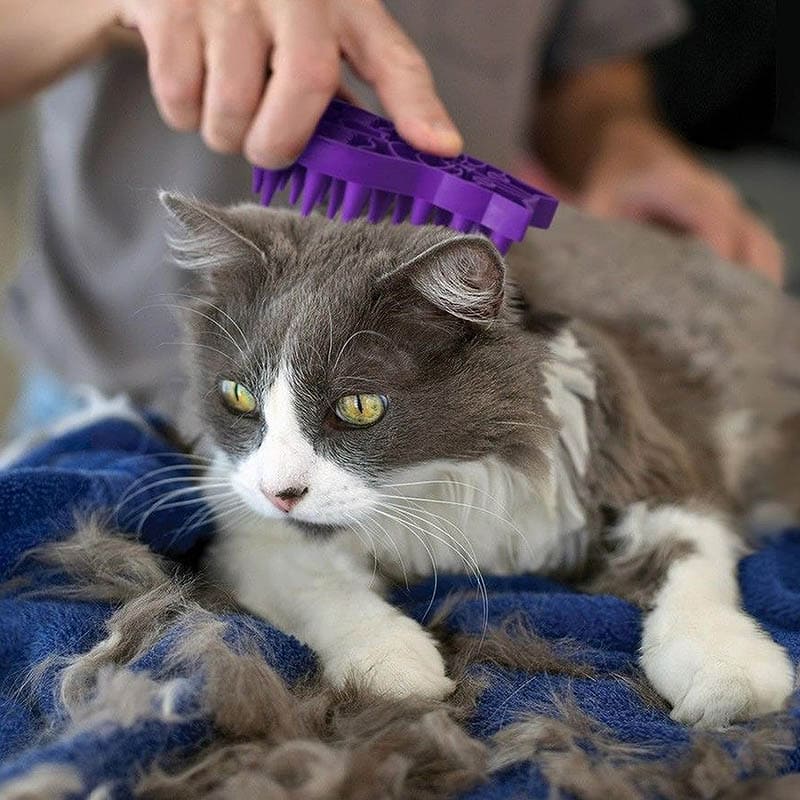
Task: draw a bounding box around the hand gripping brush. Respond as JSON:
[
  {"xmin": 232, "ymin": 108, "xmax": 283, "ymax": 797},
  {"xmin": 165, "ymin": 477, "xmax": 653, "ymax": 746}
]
[{"xmin": 251, "ymin": 100, "xmax": 558, "ymax": 253}]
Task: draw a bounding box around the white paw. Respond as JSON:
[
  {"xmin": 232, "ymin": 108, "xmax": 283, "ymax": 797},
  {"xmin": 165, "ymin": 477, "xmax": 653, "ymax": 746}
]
[
  {"xmin": 642, "ymin": 608, "xmax": 795, "ymax": 728},
  {"xmin": 324, "ymin": 615, "xmax": 454, "ymax": 701}
]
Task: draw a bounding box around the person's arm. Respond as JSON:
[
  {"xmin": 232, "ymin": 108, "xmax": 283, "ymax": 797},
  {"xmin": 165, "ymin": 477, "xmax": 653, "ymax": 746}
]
[
  {"xmin": 535, "ymin": 59, "xmax": 656, "ymax": 190},
  {"xmin": 534, "ymin": 58, "xmax": 784, "ymax": 283},
  {"xmin": 0, "ymin": 0, "xmax": 119, "ymax": 107}
]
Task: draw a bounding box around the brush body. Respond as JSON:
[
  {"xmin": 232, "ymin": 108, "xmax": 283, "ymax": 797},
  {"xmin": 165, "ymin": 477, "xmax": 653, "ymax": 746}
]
[{"xmin": 252, "ymin": 100, "xmax": 558, "ymax": 253}]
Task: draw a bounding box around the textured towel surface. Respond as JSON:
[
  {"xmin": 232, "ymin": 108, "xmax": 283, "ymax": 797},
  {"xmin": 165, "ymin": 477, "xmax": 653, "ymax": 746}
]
[{"xmin": 0, "ymin": 414, "xmax": 799, "ymax": 799}]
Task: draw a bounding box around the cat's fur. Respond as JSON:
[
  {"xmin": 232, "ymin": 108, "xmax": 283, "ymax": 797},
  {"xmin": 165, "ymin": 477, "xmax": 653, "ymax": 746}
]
[{"xmin": 163, "ymin": 193, "xmax": 800, "ymax": 727}]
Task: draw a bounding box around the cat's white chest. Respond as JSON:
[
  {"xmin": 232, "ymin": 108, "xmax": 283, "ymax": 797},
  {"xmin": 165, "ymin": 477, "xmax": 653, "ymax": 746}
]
[{"xmin": 360, "ymin": 456, "xmax": 589, "ymax": 579}]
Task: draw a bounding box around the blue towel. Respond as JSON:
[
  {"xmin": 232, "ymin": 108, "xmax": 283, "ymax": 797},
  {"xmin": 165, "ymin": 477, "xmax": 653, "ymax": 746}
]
[{"xmin": 0, "ymin": 414, "xmax": 798, "ymax": 798}]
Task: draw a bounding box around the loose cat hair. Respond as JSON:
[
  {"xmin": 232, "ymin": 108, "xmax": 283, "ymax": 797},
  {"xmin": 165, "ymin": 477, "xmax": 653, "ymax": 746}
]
[{"xmin": 162, "ymin": 193, "xmax": 800, "ymax": 727}]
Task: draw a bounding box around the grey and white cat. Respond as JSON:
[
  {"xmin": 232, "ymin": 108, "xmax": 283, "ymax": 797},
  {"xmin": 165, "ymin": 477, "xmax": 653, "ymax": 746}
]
[{"xmin": 163, "ymin": 192, "xmax": 800, "ymax": 728}]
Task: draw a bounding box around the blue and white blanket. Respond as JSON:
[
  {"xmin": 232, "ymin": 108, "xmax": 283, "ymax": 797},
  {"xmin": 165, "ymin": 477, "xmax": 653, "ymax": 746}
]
[{"xmin": 0, "ymin": 412, "xmax": 799, "ymax": 798}]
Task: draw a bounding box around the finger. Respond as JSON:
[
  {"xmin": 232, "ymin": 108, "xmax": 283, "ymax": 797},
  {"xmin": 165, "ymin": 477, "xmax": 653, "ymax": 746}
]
[
  {"xmin": 592, "ymin": 178, "xmax": 740, "ymax": 262},
  {"xmin": 139, "ymin": 3, "xmax": 203, "ymax": 131},
  {"xmin": 244, "ymin": 0, "xmax": 339, "ymax": 167},
  {"xmin": 200, "ymin": 2, "xmax": 269, "ymax": 154},
  {"xmin": 734, "ymin": 212, "xmax": 785, "ymax": 285},
  {"xmin": 340, "ymin": 0, "xmax": 462, "ymax": 156},
  {"xmin": 681, "ymin": 204, "xmax": 740, "ymax": 262}
]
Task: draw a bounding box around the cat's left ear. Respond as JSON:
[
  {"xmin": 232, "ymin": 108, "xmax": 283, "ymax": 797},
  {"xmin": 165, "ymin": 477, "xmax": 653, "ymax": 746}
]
[
  {"xmin": 160, "ymin": 191, "xmax": 268, "ymax": 274},
  {"xmin": 383, "ymin": 236, "xmax": 506, "ymax": 324}
]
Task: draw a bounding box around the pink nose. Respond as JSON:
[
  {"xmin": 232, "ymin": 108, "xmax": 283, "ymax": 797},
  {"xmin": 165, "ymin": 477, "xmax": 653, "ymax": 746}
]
[{"xmin": 264, "ymin": 486, "xmax": 308, "ymax": 513}]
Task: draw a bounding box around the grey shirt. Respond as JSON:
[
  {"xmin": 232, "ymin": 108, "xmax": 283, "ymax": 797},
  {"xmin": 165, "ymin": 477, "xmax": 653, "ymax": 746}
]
[{"xmin": 6, "ymin": 0, "xmax": 685, "ymax": 416}]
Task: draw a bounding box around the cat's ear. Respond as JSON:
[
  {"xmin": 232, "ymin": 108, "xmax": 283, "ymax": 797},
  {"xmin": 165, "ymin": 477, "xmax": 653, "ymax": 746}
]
[
  {"xmin": 382, "ymin": 236, "xmax": 506, "ymax": 324},
  {"xmin": 160, "ymin": 191, "xmax": 268, "ymax": 273}
]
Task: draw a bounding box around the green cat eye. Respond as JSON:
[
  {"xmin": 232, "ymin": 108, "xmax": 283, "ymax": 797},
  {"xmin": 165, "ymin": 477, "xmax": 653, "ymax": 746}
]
[
  {"xmin": 334, "ymin": 394, "xmax": 387, "ymax": 427},
  {"xmin": 219, "ymin": 379, "xmax": 257, "ymax": 414}
]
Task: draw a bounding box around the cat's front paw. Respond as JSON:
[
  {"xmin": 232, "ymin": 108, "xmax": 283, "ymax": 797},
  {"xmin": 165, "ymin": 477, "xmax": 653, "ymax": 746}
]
[
  {"xmin": 642, "ymin": 608, "xmax": 795, "ymax": 728},
  {"xmin": 324, "ymin": 615, "xmax": 454, "ymax": 701}
]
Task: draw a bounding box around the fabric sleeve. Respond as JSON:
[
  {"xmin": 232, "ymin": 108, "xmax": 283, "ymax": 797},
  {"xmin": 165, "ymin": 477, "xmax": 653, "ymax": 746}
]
[{"xmin": 544, "ymin": 0, "xmax": 690, "ymax": 74}]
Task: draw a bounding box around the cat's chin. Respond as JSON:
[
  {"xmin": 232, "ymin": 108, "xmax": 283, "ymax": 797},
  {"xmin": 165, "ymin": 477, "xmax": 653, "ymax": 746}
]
[{"xmin": 288, "ymin": 519, "xmax": 344, "ymax": 538}]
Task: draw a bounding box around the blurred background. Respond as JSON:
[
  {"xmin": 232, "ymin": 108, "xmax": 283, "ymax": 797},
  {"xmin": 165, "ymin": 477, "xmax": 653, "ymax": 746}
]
[
  {"xmin": 0, "ymin": 106, "xmax": 29, "ymax": 426},
  {"xmin": 0, "ymin": 0, "xmax": 795, "ymax": 430}
]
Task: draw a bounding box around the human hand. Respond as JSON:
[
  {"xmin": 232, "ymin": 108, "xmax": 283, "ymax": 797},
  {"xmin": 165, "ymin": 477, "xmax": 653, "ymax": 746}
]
[
  {"xmin": 580, "ymin": 118, "xmax": 784, "ymax": 285},
  {"xmin": 114, "ymin": 0, "xmax": 462, "ymax": 168}
]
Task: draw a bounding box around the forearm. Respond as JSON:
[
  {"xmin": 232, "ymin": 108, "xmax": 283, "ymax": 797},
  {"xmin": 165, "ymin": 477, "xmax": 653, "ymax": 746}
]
[
  {"xmin": 0, "ymin": 0, "xmax": 120, "ymax": 107},
  {"xmin": 534, "ymin": 58, "xmax": 661, "ymax": 189}
]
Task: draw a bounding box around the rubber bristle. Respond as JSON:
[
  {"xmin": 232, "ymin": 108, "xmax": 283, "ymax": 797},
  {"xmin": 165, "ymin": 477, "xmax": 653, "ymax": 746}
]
[
  {"xmin": 259, "ymin": 171, "xmax": 283, "ymax": 207},
  {"xmin": 367, "ymin": 190, "xmax": 393, "ymax": 223},
  {"xmin": 490, "ymin": 231, "xmax": 512, "ymax": 254},
  {"xmin": 433, "ymin": 207, "xmax": 453, "ymax": 226},
  {"xmin": 392, "ymin": 195, "xmax": 413, "ymax": 223},
  {"xmin": 341, "ymin": 182, "xmax": 370, "ymax": 221},
  {"xmin": 327, "ymin": 179, "xmax": 346, "ymax": 218},
  {"xmin": 288, "ymin": 167, "xmax": 306, "ymax": 205},
  {"xmin": 450, "ymin": 213, "xmax": 473, "ymax": 233},
  {"xmin": 410, "ymin": 198, "xmax": 433, "ymax": 225},
  {"xmin": 300, "ymin": 171, "xmax": 330, "ymax": 216}
]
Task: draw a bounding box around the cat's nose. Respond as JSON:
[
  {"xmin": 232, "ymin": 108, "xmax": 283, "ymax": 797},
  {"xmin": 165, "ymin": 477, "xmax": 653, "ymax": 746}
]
[{"xmin": 264, "ymin": 485, "xmax": 308, "ymax": 513}]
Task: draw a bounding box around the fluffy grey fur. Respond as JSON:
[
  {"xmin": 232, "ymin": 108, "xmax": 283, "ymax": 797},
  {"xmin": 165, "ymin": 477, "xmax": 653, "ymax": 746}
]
[
  {"xmin": 512, "ymin": 205, "xmax": 800, "ymax": 520},
  {"xmin": 166, "ymin": 194, "xmax": 800, "ymax": 574},
  {"xmin": 158, "ymin": 196, "xmax": 800, "ymax": 727}
]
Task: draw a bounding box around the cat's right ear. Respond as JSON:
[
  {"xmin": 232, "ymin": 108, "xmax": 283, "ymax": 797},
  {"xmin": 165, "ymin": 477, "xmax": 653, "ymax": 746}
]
[
  {"xmin": 160, "ymin": 192, "xmax": 268, "ymax": 277},
  {"xmin": 381, "ymin": 235, "xmax": 506, "ymax": 325}
]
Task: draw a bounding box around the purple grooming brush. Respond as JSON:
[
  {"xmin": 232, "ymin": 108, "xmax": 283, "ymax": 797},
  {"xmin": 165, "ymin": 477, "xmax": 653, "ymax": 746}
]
[{"xmin": 252, "ymin": 100, "xmax": 558, "ymax": 253}]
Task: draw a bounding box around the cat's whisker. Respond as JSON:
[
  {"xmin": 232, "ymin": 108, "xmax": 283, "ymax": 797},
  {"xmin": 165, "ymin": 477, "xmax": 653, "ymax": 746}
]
[
  {"xmin": 117, "ymin": 475, "xmax": 229, "ymax": 514},
  {"xmin": 137, "ymin": 302, "xmax": 247, "ymax": 361},
  {"xmin": 342, "ymin": 513, "xmax": 380, "ymax": 584},
  {"xmin": 139, "ymin": 488, "xmax": 234, "ymax": 516},
  {"xmin": 371, "ymin": 505, "xmax": 440, "ymax": 621},
  {"xmin": 163, "ymin": 292, "xmax": 250, "ymax": 353},
  {"xmin": 363, "ymin": 511, "xmax": 411, "ymax": 589},
  {"xmin": 331, "ymin": 328, "xmax": 393, "ymax": 375},
  {"xmin": 382, "ymin": 490, "xmax": 536, "ymax": 572},
  {"xmin": 207, "ymin": 499, "xmax": 252, "ymax": 529},
  {"xmin": 160, "ymin": 496, "xmax": 249, "ymax": 552},
  {"xmin": 116, "ymin": 460, "xmax": 212, "ymax": 498},
  {"xmin": 326, "ymin": 306, "xmax": 335, "ymax": 371},
  {"xmin": 376, "ymin": 491, "xmax": 518, "ymax": 530},
  {"xmin": 383, "ymin": 500, "xmax": 489, "ymax": 635},
  {"xmin": 375, "ymin": 500, "xmax": 488, "ymax": 626},
  {"xmin": 142, "ymin": 303, "xmax": 247, "ymax": 360},
  {"xmin": 180, "ymin": 495, "xmax": 244, "ymax": 538},
  {"xmin": 489, "ymin": 420, "xmax": 557, "ymax": 434},
  {"xmin": 159, "ymin": 340, "xmax": 239, "ymax": 368},
  {"xmin": 133, "ymin": 485, "xmax": 232, "ymax": 535}
]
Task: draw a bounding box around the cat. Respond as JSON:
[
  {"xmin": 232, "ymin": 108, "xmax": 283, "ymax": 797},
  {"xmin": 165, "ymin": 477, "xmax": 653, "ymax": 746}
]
[{"xmin": 162, "ymin": 191, "xmax": 800, "ymax": 728}]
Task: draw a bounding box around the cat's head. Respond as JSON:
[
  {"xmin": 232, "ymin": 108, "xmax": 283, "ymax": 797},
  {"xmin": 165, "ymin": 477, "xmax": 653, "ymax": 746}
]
[{"xmin": 163, "ymin": 194, "xmax": 553, "ymax": 533}]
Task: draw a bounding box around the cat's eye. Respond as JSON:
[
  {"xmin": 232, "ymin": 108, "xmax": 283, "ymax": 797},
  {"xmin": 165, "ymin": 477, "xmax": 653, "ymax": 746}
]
[
  {"xmin": 334, "ymin": 394, "xmax": 387, "ymax": 427},
  {"xmin": 219, "ymin": 379, "xmax": 257, "ymax": 414}
]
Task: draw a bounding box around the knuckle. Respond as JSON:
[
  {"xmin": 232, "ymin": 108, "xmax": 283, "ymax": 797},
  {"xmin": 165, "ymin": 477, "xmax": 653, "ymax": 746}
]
[
  {"xmin": 388, "ymin": 42, "xmax": 430, "ymax": 78},
  {"xmin": 293, "ymin": 56, "xmax": 340, "ymax": 95},
  {"xmin": 214, "ymin": 86, "xmax": 256, "ymax": 119},
  {"xmin": 157, "ymin": 76, "xmax": 199, "ymax": 110},
  {"xmin": 163, "ymin": 0, "xmax": 199, "ymax": 24},
  {"xmin": 202, "ymin": 126, "xmax": 241, "ymax": 154}
]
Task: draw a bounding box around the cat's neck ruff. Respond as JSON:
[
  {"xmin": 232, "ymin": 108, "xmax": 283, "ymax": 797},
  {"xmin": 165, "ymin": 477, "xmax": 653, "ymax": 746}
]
[{"xmin": 370, "ymin": 329, "xmax": 597, "ymax": 578}]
